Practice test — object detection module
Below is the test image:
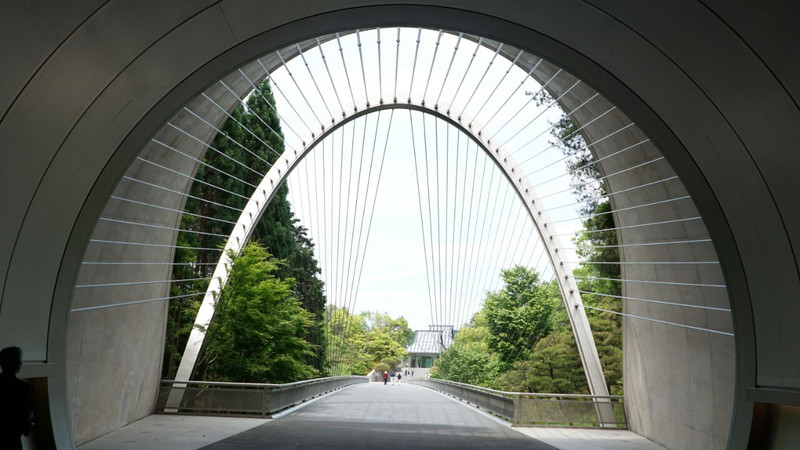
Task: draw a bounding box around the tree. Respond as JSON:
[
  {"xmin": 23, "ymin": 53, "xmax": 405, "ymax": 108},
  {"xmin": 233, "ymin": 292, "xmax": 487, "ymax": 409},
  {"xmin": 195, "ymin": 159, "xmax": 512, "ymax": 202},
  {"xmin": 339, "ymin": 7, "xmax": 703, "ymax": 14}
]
[
  {"xmin": 163, "ymin": 79, "xmax": 328, "ymax": 379},
  {"xmin": 431, "ymin": 311, "xmax": 501, "ymax": 386},
  {"xmin": 484, "ymin": 266, "xmax": 559, "ymax": 368},
  {"xmin": 196, "ymin": 242, "xmax": 317, "ymax": 383},
  {"xmin": 497, "ymin": 329, "xmax": 587, "ymax": 394},
  {"xmin": 326, "ymin": 306, "xmax": 370, "ymax": 375}
]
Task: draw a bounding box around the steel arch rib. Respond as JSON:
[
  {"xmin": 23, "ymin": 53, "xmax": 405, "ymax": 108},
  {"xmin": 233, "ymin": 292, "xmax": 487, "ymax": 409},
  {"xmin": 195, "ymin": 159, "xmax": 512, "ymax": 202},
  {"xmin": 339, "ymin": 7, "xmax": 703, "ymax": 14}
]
[{"xmin": 169, "ymin": 103, "xmax": 612, "ymax": 420}]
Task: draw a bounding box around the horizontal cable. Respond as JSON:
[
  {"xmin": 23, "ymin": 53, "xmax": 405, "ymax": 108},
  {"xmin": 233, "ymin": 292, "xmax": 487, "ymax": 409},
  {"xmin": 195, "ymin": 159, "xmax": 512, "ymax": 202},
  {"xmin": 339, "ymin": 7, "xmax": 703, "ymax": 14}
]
[
  {"xmin": 582, "ymin": 305, "xmax": 734, "ymax": 337},
  {"xmin": 558, "ymin": 238, "xmax": 712, "ymax": 251},
  {"xmin": 185, "ymin": 104, "xmax": 275, "ymax": 166},
  {"xmin": 510, "ymin": 104, "xmax": 617, "ymax": 169},
  {"xmin": 534, "ymin": 156, "xmax": 665, "ymax": 201},
  {"xmin": 546, "ymin": 195, "xmax": 691, "ymax": 225},
  {"xmin": 82, "ymin": 261, "xmax": 218, "ymax": 266},
  {"xmin": 219, "ymin": 79, "xmax": 290, "ymax": 157},
  {"xmin": 551, "ymin": 217, "xmax": 702, "ymax": 237},
  {"xmin": 123, "ymin": 176, "xmax": 243, "ymax": 213},
  {"xmin": 88, "ymin": 239, "xmax": 222, "ymax": 252},
  {"xmin": 526, "ymin": 125, "xmax": 640, "ymax": 180},
  {"xmin": 238, "ymin": 67, "xmax": 305, "ymax": 146},
  {"xmin": 570, "ymin": 275, "xmax": 725, "ymax": 289},
  {"xmin": 565, "ymin": 260, "xmax": 719, "ymax": 265},
  {"xmin": 135, "ymin": 157, "xmax": 252, "ymax": 201},
  {"xmin": 578, "ymin": 290, "xmax": 730, "ymax": 312},
  {"xmin": 110, "ymin": 196, "xmax": 237, "ymax": 226},
  {"xmin": 166, "ymin": 122, "xmax": 270, "ymax": 177},
  {"xmin": 75, "ymin": 276, "xmax": 210, "ymax": 289},
  {"xmin": 98, "ymin": 217, "xmax": 229, "ymax": 238},
  {"xmin": 70, "ymin": 292, "xmax": 208, "ymax": 313},
  {"xmin": 152, "ymin": 138, "xmax": 259, "ymax": 190},
  {"xmin": 538, "ymin": 175, "xmax": 679, "ymax": 214},
  {"xmin": 499, "ymin": 81, "xmax": 587, "ymax": 153}
]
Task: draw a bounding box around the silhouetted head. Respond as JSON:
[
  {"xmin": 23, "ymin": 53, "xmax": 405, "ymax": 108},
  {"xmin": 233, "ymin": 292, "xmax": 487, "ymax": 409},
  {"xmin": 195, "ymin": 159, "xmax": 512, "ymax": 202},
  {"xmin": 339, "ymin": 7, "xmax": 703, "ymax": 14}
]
[{"xmin": 0, "ymin": 346, "xmax": 23, "ymax": 374}]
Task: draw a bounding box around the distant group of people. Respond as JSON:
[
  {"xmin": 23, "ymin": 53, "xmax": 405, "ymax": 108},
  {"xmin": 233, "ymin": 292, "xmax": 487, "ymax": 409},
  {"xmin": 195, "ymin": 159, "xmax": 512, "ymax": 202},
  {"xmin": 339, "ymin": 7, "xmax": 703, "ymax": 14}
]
[{"xmin": 381, "ymin": 368, "xmax": 416, "ymax": 385}]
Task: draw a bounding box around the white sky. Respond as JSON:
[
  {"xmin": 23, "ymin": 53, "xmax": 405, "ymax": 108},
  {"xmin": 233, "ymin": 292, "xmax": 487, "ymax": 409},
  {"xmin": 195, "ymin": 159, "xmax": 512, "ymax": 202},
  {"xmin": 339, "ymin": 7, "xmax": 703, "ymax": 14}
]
[{"xmin": 260, "ymin": 28, "xmax": 589, "ymax": 330}]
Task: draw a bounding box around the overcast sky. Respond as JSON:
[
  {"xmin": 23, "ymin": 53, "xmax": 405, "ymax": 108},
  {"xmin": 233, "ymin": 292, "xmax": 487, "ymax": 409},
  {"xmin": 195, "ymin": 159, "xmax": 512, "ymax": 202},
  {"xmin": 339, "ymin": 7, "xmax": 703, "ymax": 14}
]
[{"xmin": 264, "ymin": 28, "xmax": 586, "ymax": 330}]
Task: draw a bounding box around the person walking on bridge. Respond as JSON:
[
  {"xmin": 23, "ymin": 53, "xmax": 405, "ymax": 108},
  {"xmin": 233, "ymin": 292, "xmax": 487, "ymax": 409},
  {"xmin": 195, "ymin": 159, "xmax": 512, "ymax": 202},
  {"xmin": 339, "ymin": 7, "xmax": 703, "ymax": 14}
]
[{"xmin": 382, "ymin": 371, "xmax": 388, "ymax": 386}]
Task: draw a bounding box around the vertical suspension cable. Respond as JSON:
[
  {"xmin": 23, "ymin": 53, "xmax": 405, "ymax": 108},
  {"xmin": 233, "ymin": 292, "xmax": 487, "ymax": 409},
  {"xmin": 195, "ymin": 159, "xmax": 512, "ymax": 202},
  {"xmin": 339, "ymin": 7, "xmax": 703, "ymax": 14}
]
[
  {"xmin": 349, "ymin": 110, "xmax": 394, "ymax": 311},
  {"xmin": 376, "ymin": 27, "xmax": 383, "ymax": 104},
  {"xmin": 436, "ymin": 118, "xmax": 445, "ymax": 326},
  {"xmin": 461, "ymin": 152, "xmax": 497, "ymax": 325},
  {"xmin": 237, "ymin": 68, "xmax": 305, "ymax": 144},
  {"xmin": 409, "ymin": 110, "xmax": 438, "ymax": 333},
  {"xmin": 335, "ymin": 32, "xmax": 357, "ymax": 111},
  {"xmin": 435, "ymin": 33, "xmax": 463, "ymax": 109},
  {"xmin": 471, "ymin": 181, "xmax": 514, "ymax": 309},
  {"xmin": 422, "ymin": 30, "xmax": 444, "ymax": 105},
  {"xmin": 447, "ymin": 37, "xmax": 483, "ymax": 115},
  {"xmin": 458, "ymin": 43, "xmax": 503, "ymax": 120},
  {"xmin": 407, "ymin": 27, "xmax": 422, "ymax": 102},
  {"xmin": 422, "ymin": 113, "xmax": 441, "ymax": 328},
  {"xmin": 295, "ymin": 43, "xmax": 335, "ymax": 124},
  {"xmin": 464, "ymin": 163, "xmax": 504, "ymax": 316},
  {"xmin": 356, "ymin": 29, "xmax": 370, "ymax": 107},
  {"xmin": 468, "ymin": 49, "xmax": 524, "ymax": 127},
  {"xmin": 316, "ymin": 38, "xmax": 346, "ymax": 118},
  {"xmin": 217, "ymin": 79, "xmax": 297, "ymax": 156},
  {"xmin": 275, "ymin": 50, "xmax": 325, "ymax": 130},
  {"xmin": 342, "ymin": 116, "xmax": 370, "ymax": 325},
  {"xmin": 448, "ymin": 129, "xmax": 460, "ymax": 327},
  {"xmin": 453, "ymin": 140, "xmax": 479, "ymax": 327},
  {"xmin": 456, "ymin": 147, "xmax": 488, "ymax": 325},
  {"xmin": 393, "ymin": 27, "xmax": 400, "ymax": 103},
  {"xmin": 256, "ymin": 59, "xmax": 316, "ymax": 137},
  {"xmin": 479, "ymin": 64, "xmax": 552, "ymax": 135}
]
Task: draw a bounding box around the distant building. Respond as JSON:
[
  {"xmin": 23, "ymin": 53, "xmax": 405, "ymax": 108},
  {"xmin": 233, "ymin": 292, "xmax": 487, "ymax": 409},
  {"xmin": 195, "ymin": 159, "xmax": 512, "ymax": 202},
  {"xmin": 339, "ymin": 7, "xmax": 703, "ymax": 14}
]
[{"xmin": 405, "ymin": 325, "xmax": 455, "ymax": 368}]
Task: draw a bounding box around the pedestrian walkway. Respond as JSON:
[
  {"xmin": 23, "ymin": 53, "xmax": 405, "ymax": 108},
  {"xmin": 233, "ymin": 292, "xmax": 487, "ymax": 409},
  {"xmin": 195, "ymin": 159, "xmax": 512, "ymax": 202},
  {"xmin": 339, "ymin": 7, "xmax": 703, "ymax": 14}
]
[
  {"xmin": 203, "ymin": 382, "xmax": 549, "ymax": 449},
  {"xmin": 81, "ymin": 383, "xmax": 667, "ymax": 449}
]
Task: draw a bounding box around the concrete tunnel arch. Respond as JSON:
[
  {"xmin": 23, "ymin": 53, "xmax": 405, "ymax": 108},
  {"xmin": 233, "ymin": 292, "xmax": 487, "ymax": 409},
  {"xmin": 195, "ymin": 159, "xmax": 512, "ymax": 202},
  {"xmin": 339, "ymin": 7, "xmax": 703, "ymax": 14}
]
[{"xmin": 6, "ymin": 3, "xmax": 800, "ymax": 449}]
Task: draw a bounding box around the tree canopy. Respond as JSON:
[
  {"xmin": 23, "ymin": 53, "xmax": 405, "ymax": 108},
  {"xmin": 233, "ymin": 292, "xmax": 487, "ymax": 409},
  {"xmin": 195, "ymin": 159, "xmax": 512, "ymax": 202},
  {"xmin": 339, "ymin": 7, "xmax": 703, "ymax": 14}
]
[
  {"xmin": 196, "ymin": 243, "xmax": 317, "ymax": 382},
  {"xmin": 163, "ymin": 79, "xmax": 327, "ymax": 381}
]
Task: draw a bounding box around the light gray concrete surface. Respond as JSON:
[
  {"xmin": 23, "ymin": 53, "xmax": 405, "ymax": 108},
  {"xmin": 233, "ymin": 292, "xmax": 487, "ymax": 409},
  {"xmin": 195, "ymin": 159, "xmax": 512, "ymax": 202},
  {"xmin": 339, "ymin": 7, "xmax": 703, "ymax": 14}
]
[
  {"xmin": 514, "ymin": 428, "xmax": 668, "ymax": 450},
  {"xmin": 77, "ymin": 385, "xmax": 666, "ymax": 450},
  {"xmin": 77, "ymin": 415, "xmax": 270, "ymax": 450},
  {"xmin": 203, "ymin": 383, "xmax": 554, "ymax": 449},
  {"xmin": 3, "ymin": 2, "xmax": 800, "ymax": 448}
]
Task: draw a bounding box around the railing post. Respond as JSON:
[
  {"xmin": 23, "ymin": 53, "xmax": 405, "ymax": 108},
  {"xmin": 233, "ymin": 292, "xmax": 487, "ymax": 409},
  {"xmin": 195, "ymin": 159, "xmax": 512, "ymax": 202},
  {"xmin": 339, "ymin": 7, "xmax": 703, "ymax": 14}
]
[
  {"xmin": 512, "ymin": 394, "xmax": 522, "ymax": 425},
  {"xmin": 262, "ymin": 386, "xmax": 270, "ymax": 417}
]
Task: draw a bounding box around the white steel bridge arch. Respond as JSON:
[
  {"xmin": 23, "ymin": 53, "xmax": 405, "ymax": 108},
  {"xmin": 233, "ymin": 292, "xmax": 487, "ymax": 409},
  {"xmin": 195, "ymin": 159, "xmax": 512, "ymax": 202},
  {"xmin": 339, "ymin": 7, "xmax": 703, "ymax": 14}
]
[{"xmin": 172, "ymin": 103, "xmax": 612, "ymax": 407}]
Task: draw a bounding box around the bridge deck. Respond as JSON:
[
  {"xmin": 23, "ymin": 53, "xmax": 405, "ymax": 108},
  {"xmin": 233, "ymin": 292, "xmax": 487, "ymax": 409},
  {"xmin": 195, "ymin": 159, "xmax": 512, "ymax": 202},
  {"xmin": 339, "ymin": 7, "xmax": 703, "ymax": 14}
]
[{"xmin": 80, "ymin": 383, "xmax": 666, "ymax": 449}]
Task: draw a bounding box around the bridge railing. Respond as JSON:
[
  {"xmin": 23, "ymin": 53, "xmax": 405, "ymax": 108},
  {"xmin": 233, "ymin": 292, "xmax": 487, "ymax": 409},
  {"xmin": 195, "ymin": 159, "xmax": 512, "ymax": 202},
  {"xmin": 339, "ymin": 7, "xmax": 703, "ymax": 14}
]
[
  {"xmin": 155, "ymin": 376, "xmax": 367, "ymax": 417},
  {"xmin": 409, "ymin": 378, "xmax": 626, "ymax": 428}
]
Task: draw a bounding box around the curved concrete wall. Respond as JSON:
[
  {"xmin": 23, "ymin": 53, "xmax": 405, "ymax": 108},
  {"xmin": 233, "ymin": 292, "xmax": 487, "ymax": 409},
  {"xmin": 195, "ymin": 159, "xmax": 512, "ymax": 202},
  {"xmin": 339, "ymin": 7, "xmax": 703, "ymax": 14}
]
[
  {"xmin": 1, "ymin": 2, "xmax": 799, "ymax": 449},
  {"xmin": 524, "ymin": 60, "xmax": 735, "ymax": 448}
]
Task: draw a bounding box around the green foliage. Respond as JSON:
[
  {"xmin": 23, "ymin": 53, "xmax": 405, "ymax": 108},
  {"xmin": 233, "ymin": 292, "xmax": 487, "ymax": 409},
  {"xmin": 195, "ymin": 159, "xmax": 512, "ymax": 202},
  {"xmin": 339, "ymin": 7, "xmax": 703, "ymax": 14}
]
[
  {"xmin": 373, "ymin": 362, "xmax": 390, "ymax": 373},
  {"xmin": 162, "ymin": 79, "xmax": 327, "ymax": 380},
  {"xmin": 196, "ymin": 243, "xmax": 317, "ymax": 383},
  {"xmin": 325, "ymin": 307, "xmax": 411, "ymax": 375},
  {"xmin": 431, "ymin": 312, "xmax": 502, "ymax": 386},
  {"xmin": 496, "ymin": 329, "xmax": 587, "ymax": 394},
  {"xmin": 484, "ymin": 266, "xmax": 559, "ymax": 368}
]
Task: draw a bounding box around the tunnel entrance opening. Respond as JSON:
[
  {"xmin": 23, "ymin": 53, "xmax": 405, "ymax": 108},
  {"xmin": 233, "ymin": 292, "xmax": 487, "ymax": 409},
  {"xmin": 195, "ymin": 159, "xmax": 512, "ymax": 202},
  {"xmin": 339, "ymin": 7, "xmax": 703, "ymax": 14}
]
[{"xmin": 61, "ymin": 20, "xmax": 736, "ymax": 450}]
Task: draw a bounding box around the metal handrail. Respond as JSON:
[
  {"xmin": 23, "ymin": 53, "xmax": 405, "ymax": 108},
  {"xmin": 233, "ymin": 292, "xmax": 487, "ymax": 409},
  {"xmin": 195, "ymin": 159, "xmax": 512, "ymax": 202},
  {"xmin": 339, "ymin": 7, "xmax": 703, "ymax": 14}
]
[
  {"xmin": 156, "ymin": 376, "xmax": 368, "ymax": 417},
  {"xmin": 420, "ymin": 377, "xmax": 623, "ymax": 400},
  {"xmin": 410, "ymin": 378, "xmax": 626, "ymax": 428}
]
